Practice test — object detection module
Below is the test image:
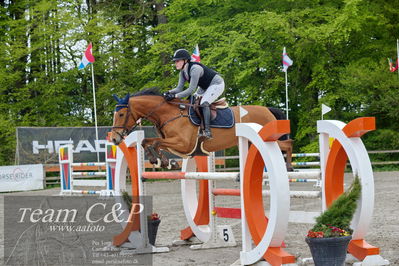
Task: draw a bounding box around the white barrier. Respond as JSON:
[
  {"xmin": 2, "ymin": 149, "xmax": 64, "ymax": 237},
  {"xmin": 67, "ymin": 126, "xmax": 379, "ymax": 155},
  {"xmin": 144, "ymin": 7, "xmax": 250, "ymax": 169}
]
[
  {"xmin": 59, "ymin": 143, "xmax": 117, "ymax": 195},
  {"xmin": 112, "ymin": 130, "xmax": 169, "ymax": 253}
]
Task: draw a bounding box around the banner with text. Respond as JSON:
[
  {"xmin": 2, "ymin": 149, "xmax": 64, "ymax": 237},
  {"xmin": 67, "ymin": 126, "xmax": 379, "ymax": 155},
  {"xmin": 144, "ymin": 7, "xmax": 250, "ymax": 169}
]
[
  {"xmin": 16, "ymin": 127, "xmax": 158, "ymax": 164},
  {"xmin": 0, "ymin": 164, "xmax": 44, "ymax": 192}
]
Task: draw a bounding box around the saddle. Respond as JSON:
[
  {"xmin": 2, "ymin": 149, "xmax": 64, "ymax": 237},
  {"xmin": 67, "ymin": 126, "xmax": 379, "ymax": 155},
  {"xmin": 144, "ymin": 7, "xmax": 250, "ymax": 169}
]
[
  {"xmin": 187, "ymin": 97, "xmax": 234, "ymax": 129},
  {"xmin": 185, "ymin": 97, "xmax": 234, "ymax": 157},
  {"xmin": 193, "ymin": 97, "xmax": 229, "ymax": 121}
]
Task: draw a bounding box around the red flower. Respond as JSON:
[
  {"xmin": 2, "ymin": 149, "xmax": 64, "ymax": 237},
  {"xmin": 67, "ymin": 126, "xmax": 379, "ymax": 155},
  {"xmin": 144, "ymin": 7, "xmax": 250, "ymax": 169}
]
[
  {"xmin": 307, "ymin": 230, "xmax": 324, "ymax": 238},
  {"xmin": 149, "ymin": 213, "xmax": 160, "ymax": 221}
]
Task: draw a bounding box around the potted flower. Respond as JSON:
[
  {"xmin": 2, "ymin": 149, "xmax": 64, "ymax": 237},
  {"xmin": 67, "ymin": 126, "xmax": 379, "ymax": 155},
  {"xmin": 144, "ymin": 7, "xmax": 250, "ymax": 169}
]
[
  {"xmin": 306, "ymin": 176, "xmax": 361, "ymax": 266},
  {"xmin": 122, "ymin": 192, "xmax": 161, "ymax": 246}
]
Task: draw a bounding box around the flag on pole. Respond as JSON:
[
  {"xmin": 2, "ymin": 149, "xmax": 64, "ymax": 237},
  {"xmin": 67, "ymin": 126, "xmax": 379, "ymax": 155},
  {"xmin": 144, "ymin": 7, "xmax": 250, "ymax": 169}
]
[
  {"xmin": 78, "ymin": 43, "xmax": 95, "ymax": 69},
  {"xmin": 282, "ymin": 47, "xmax": 293, "ymax": 72},
  {"xmin": 77, "ymin": 42, "xmax": 99, "ymax": 162},
  {"xmin": 388, "ymin": 58, "xmax": 398, "ymax": 72},
  {"xmin": 191, "ymin": 44, "xmax": 200, "ymax": 62},
  {"xmin": 239, "ymin": 106, "xmax": 248, "ymax": 118},
  {"xmin": 322, "ymin": 104, "xmax": 331, "ymax": 116},
  {"xmin": 397, "ymin": 39, "xmax": 399, "ymax": 78}
]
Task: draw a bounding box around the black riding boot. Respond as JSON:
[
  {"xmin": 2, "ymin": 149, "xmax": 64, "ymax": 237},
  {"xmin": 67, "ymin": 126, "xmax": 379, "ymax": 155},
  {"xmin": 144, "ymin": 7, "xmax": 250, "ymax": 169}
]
[{"xmin": 202, "ymin": 102, "xmax": 212, "ymax": 139}]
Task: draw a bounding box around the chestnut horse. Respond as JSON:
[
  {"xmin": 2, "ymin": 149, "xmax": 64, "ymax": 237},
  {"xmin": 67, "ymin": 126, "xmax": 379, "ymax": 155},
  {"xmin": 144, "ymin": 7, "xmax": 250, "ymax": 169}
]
[{"xmin": 110, "ymin": 88, "xmax": 293, "ymax": 170}]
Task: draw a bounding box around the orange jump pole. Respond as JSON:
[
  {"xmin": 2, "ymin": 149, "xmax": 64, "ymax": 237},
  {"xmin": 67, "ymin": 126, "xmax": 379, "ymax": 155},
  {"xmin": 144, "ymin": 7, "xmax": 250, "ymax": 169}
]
[
  {"xmin": 142, "ymin": 172, "xmax": 186, "ymax": 180},
  {"xmin": 212, "ymin": 188, "xmax": 240, "ymax": 196}
]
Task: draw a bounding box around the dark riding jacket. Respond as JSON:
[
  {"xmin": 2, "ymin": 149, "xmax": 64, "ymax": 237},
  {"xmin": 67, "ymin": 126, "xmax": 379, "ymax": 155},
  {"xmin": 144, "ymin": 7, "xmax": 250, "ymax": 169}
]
[
  {"xmin": 169, "ymin": 62, "xmax": 220, "ymax": 99},
  {"xmin": 186, "ymin": 62, "xmax": 217, "ymax": 90}
]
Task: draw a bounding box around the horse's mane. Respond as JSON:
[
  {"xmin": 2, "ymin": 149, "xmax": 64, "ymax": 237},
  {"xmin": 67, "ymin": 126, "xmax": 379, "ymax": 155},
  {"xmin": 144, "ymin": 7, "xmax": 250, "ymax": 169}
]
[
  {"xmin": 113, "ymin": 87, "xmax": 163, "ymax": 111},
  {"xmin": 131, "ymin": 87, "xmax": 162, "ymax": 97}
]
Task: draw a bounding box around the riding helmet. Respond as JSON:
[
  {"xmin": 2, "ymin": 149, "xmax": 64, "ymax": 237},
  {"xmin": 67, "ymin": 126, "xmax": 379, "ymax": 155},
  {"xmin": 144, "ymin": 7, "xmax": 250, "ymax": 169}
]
[{"xmin": 172, "ymin": 49, "xmax": 191, "ymax": 61}]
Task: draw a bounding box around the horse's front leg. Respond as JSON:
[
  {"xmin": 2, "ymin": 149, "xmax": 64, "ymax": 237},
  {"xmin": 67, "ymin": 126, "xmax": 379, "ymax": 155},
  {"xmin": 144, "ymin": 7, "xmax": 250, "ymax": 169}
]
[
  {"xmin": 142, "ymin": 138, "xmax": 174, "ymax": 169},
  {"xmin": 152, "ymin": 141, "xmax": 179, "ymax": 169},
  {"xmin": 153, "ymin": 136, "xmax": 193, "ymax": 169},
  {"xmin": 142, "ymin": 138, "xmax": 163, "ymax": 165}
]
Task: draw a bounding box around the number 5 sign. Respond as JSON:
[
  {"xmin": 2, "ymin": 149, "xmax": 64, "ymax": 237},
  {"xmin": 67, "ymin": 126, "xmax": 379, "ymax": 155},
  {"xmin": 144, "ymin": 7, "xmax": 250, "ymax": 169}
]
[{"xmin": 217, "ymin": 225, "xmax": 236, "ymax": 245}]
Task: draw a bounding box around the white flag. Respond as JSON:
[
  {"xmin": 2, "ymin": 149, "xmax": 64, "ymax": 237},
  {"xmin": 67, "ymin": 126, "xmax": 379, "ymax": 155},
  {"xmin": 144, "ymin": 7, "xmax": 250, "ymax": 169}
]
[
  {"xmin": 322, "ymin": 104, "xmax": 331, "ymax": 115},
  {"xmin": 282, "ymin": 47, "xmax": 293, "ymax": 72},
  {"xmin": 239, "ymin": 106, "xmax": 248, "ymax": 118}
]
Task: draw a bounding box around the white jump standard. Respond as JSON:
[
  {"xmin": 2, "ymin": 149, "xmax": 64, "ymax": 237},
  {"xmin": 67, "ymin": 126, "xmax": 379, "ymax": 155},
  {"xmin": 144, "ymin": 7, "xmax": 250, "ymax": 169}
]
[{"xmin": 59, "ymin": 142, "xmax": 117, "ymax": 195}]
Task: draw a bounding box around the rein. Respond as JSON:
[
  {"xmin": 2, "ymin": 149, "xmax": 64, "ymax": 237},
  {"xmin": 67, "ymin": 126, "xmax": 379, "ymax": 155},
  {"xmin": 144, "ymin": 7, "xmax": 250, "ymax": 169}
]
[
  {"xmin": 159, "ymin": 112, "xmax": 189, "ymax": 130},
  {"xmin": 158, "ymin": 99, "xmax": 195, "ymax": 130},
  {"xmin": 168, "ymin": 101, "xmax": 197, "ymax": 108},
  {"xmin": 113, "ymin": 98, "xmax": 194, "ymax": 137}
]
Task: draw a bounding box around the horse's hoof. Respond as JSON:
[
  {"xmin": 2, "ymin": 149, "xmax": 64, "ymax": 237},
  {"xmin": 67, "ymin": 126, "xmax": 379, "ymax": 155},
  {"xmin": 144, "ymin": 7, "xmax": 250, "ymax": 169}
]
[
  {"xmin": 149, "ymin": 157, "xmax": 157, "ymax": 165},
  {"xmin": 160, "ymin": 160, "xmax": 169, "ymax": 169},
  {"xmin": 154, "ymin": 158, "xmax": 162, "ymax": 168},
  {"xmin": 170, "ymin": 160, "xmax": 179, "ymax": 170}
]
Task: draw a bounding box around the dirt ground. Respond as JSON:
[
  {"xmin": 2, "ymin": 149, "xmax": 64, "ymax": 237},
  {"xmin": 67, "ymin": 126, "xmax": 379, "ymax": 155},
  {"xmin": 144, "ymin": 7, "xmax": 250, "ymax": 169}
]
[{"xmin": 0, "ymin": 171, "xmax": 398, "ymax": 265}]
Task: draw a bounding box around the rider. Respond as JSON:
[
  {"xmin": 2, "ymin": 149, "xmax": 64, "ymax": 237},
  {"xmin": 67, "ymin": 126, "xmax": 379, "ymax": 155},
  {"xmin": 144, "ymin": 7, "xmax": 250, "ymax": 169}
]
[{"xmin": 164, "ymin": 49, "xmax": 225, "ymax": 139}]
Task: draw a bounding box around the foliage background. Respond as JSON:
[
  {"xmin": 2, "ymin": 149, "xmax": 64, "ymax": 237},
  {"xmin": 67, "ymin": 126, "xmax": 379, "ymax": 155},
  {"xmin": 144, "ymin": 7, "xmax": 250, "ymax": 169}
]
[{"xmin": 1, "ymin": 0, "xmax": 398, "ymax": 165}]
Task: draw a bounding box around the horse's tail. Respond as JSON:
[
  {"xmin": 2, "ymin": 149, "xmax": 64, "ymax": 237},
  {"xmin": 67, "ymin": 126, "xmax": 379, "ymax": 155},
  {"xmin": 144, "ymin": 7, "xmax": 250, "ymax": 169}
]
[
  {"xmin": 268, "ymin": 107, "xmax": 289, "ymax": 140},
  {"xmin": 268, "ymin": 107, "xmax": 286, "ymax": 120}
]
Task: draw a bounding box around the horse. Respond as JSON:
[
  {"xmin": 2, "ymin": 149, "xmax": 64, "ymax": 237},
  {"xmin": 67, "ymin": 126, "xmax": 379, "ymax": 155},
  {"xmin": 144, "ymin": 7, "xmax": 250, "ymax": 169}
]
[{"xmin": 110, "ymin": 87, "xmax": 293, "ymax": 170}]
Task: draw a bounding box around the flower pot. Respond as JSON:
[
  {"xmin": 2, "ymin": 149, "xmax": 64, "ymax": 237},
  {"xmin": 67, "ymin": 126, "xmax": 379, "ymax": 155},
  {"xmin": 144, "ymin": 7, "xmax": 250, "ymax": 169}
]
[
  {"xmin": 305, "ymin": 235, "xmax": 352, "ymax": 266},
  {"xmin": 147, "ymin": 219, "xmax": 161, "ymax": 246}
]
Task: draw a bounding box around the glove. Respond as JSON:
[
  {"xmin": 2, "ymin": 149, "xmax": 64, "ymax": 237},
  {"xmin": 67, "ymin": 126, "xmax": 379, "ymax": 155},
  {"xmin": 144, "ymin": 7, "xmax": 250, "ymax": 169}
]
[{"xmin": 163, "ymin": 92, "xmax": 175, "ymax": 101}]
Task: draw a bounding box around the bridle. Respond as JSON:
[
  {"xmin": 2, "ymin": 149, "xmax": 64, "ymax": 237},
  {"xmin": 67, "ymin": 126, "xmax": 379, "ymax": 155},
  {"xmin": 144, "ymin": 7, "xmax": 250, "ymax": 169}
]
[
  {"xmin": 111, "ymin": 100, "xmax": 168, "ymax": 138},
  {"xmin": 111, "ymin": 103, "xmax": 135, "ymax": 139}
]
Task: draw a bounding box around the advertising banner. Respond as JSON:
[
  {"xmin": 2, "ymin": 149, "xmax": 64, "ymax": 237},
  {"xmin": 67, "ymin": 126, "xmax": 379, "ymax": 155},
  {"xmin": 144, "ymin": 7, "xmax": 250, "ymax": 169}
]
[
  {"xmin": 16, "ymin": 126, "xmax": 223, "ymax": 165},
  {"xmin": 0, "ymin": 164, "xmax": 44, "ymax": 192},
  {"xmin": 16, "ymin": 126, "xmax": 158, "ymax": 164}
]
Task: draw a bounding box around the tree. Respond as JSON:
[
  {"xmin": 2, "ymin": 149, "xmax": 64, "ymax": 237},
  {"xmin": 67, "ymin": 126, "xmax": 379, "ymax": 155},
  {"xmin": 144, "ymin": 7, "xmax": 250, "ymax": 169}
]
[{"xmin": 0, "ymin": 0, "xmax": 398, "ymax": 165}]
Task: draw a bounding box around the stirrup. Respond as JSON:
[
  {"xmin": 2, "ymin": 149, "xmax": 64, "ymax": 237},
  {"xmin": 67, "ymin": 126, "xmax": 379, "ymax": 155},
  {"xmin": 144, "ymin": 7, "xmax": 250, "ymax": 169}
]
[
  {"xmin": 202, "ymin": 129, "xmax": 213, "ymax": 139},
  {"xmin": 199, "ymin": 129, "xmax": 212, "ymax": 139}
]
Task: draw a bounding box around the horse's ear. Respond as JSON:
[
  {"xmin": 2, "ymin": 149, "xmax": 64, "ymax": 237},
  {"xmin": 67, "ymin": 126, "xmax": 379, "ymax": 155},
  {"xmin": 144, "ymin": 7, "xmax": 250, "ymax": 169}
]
[
  {"xmin": 123, "ymin": 93, "xmax": 130, "ymax": 102},
  {"xmin": 112, "ymin": 94, "xmax": 120, "ymax": 102}
]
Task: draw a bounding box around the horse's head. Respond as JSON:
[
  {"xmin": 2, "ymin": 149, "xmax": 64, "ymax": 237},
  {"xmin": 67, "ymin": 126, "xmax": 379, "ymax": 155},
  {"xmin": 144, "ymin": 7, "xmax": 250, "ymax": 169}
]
[{"xmin": 111, "ymin": 93, "xmax": 136, "ymax": 145}]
